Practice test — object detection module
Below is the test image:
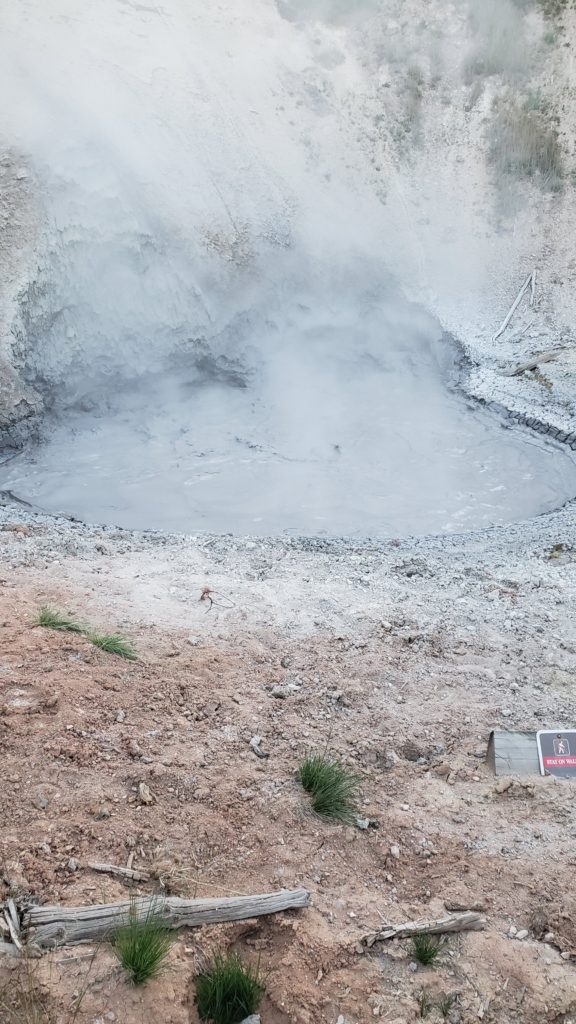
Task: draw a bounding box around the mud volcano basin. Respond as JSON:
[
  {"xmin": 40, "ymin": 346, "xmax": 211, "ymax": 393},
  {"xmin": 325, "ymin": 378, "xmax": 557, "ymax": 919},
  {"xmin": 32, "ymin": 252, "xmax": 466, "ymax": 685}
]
[{"xmin": 2, "ymin": 298, "xmax": 576, "ymax": 538}]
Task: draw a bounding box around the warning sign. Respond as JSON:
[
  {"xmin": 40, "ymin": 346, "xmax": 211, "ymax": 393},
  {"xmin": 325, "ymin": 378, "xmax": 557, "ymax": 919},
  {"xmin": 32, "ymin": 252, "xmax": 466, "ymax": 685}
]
[{"xmin": 537, "ymin": 730, "xmax": 576, "ymax": 778}]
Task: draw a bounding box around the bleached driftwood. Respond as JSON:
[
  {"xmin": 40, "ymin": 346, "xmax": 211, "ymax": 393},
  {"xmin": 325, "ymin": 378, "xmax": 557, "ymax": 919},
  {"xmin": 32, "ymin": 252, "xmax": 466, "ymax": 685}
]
[
  {"xmin": 0, "ymin": 939, "xmax": 22, "ymax": 957},
  {"xmin": 361, "ymin": 911, "xmax": 485, "ymax": 948},
  {"xmin": 502, "ymin": 347, "xmax": 563, "ymax": 377},
  {"xmin": 87, "ymin": 861, "xmax": 151, "ymax": 882},
  {"xmin": 24, "ymin": 889, "xmax": 311, "ymax": 948},
  {"xmin": 492, "ymin": 272, "xmax": 535, "ymax": 342}
]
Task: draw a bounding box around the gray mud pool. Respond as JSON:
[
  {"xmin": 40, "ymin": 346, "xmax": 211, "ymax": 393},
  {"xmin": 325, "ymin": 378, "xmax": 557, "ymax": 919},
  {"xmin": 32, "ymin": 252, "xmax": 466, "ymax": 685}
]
[{"xmin": 2, "ymin": 301, "xmax": 576, "ymax": 538}]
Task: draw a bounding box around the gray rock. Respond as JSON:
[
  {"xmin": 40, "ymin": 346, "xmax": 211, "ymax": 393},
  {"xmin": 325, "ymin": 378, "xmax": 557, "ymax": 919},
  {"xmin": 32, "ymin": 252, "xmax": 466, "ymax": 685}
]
[
  {"xmin": 249, "ymin": 736, "xmax": 269, "ymax": 759},
  {"xmin": 271, "ymin": 685, "xmax": 287, "ymax": 698}
]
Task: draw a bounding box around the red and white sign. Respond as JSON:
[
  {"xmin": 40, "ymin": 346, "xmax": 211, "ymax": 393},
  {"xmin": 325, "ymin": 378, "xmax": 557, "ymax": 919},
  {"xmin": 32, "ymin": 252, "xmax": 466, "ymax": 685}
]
[{"xmin": 537, "ymin": 730, "xmax": 576, "ymax": 778}]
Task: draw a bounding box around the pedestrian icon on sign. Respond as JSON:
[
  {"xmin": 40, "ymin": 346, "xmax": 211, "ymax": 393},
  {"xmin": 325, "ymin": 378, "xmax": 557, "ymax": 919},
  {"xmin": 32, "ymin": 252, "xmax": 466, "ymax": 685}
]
[{"xmin": 554, "ymin": 736, "xmax": 570, "ymax": 756}]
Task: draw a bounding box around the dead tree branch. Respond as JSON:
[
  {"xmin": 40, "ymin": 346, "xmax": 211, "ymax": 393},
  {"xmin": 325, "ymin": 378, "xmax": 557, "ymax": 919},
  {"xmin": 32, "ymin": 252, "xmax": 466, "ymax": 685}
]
[{"xmin": 361, "ymin": 911, "xmax": 485, "ymax": 949}]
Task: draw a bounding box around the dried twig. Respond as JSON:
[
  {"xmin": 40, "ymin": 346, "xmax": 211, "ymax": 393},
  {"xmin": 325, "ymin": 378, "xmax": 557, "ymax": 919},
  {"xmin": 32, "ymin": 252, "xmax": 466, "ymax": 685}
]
[
  {"xmin": 87, "ymin": 861, "xmax": 151, "ymax": 882},
  {"xmin": 199, "ymin": 586, "xmax": 235, "ymax": 612}
]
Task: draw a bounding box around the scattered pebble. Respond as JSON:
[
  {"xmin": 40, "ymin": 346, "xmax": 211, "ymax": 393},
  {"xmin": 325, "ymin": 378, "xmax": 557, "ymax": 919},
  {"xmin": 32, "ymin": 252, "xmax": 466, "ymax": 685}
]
[{"xmin": 137, "ymin": 782, "xmax": 155, "ymax": 805}]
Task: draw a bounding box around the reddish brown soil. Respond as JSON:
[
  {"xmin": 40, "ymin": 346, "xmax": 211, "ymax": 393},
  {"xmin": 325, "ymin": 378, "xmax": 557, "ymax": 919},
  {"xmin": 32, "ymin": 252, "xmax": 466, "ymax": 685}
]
[{"xmin": 1, "ymin": 576, "xmax": 575, "ymax": 1024}]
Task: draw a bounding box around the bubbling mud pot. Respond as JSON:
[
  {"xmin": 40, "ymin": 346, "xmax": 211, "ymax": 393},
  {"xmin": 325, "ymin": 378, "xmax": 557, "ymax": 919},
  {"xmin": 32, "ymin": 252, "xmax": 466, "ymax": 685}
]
[{"xmin": 2, "ymin": 292, "xmax": 575, "ymax": 537}]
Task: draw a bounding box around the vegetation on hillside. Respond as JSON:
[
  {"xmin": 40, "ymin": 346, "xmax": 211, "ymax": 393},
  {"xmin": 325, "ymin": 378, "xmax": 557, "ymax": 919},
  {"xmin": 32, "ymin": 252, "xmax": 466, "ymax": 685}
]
[{"xmin": 489, "ymin": 90, "xmax": 564, "ymax": 190}]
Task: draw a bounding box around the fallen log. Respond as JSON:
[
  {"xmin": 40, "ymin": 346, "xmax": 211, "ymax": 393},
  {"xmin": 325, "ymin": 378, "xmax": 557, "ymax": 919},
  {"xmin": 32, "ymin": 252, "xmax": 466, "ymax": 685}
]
[
  {"xmin": 361, "ymin": 911, "xmax": 485, "ymax": 949},
  {"xmin": 501, "ymin": 347, "xmax": 563, "ymax": 377},
  {"xmin": 24, "ymin": 889, "xmax": 311, "ymax": 949}
]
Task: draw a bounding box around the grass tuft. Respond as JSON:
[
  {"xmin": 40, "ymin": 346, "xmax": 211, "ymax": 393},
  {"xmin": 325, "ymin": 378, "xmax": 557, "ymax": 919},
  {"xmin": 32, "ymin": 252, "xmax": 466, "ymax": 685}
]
[
  {"xmin": 89, "ymin": 633, "xmax": 137, "ymax": 660},
  {"xmin": 35, "ymin": 606, "xmax": 84, "ymax": 634},
  {"xmin": 0, "ymin": 950, "xmax": 96, "ymax": 1023},
  {"xmin": 195, "ymin": 952, "xmax": 265, "ymax": 1024},
  {"xmin": 411, "ymin": 934, "xmax": 443, "ymax": 966},
  {"xmin": 112, "ymin": 902, "xmax": 173, "ymax": 984},
  {"xmin": 438, "ymin": 992, "xmax": 459, "ymax": 1019},
  {"xmin": 297, "ymin": 754, "xmax": 360, "ymax": 824},
  {"xmin": 417, "ymin": 989, "xmax": 434, "ymax": 1018}
]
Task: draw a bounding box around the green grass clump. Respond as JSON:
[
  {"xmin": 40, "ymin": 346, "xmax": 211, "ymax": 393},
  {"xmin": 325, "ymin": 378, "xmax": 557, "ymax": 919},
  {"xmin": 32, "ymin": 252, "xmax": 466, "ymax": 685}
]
[
  {"xmin": 417, "ymin": 989, "xmax": 434, "ymax": 1018},
  {"xmin": 89, "ymin": 633, "xmax": 137, "ymax": 660},
  {"xmin": 489, "ymin": 92, "xmax": 564, "ymax": 190},
  {"xmin": 112, "ymin": 902, "xmax": 173, "ymax": 985},
  {"xmin": 195, "ymin": 953, "xmax": 265, "ymax": 1024},
  {"xmin": 35, "ymin": 606, "xmax": 84, "ymax": 634},
  {"xmin": 297, "ymin": 754, "xmax": 360, "ymax": 824},
  {"xmin": 411, "ymin": 934, "xmax": 443, "ymax": 966},
  {"xmin": 35, "ymin": 606, "xmax": 138, "ymax": 660}
]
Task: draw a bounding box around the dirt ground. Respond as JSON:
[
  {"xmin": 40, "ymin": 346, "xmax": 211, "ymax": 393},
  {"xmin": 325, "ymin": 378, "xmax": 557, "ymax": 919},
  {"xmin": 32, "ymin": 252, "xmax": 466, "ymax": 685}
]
[{"xmin": 1, "ymin": 513, "xmax": 576, "ymax": 1023}]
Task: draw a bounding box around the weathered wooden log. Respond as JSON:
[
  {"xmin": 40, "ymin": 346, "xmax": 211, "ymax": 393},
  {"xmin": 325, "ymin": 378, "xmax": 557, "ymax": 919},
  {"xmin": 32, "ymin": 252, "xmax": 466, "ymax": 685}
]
[
  {"xmin": 502, "ymin": 347, "xmax": 563, "ymax": 377},
  {"xmin": 361, "ymin": 911, "xmax": 485, "ymax": 948},
  {"xmin": 24, "ymin": 889, "xmax": 311, "ymax": 948}
]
